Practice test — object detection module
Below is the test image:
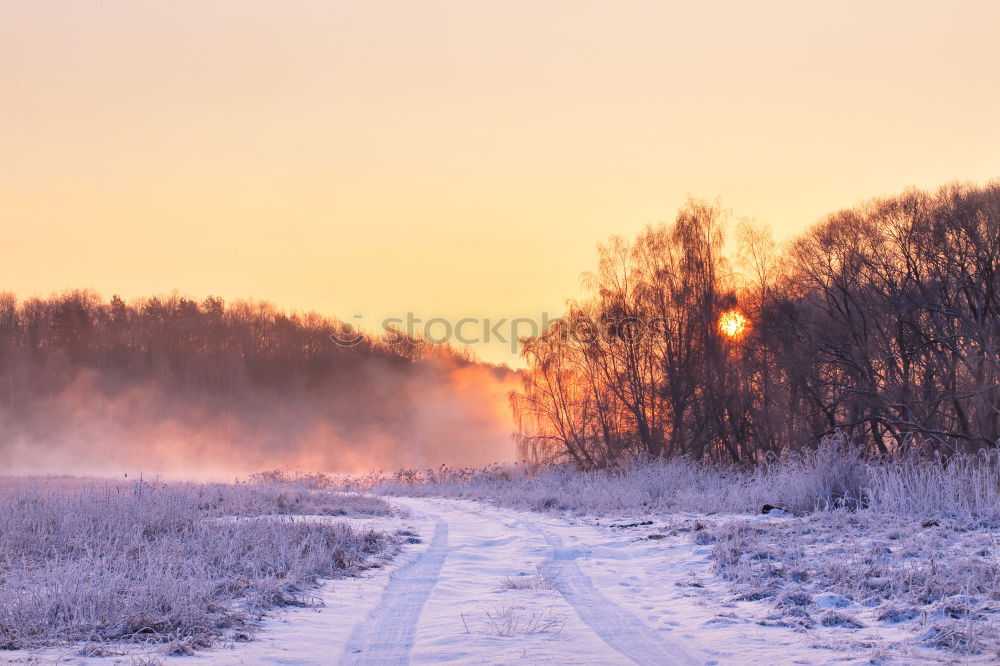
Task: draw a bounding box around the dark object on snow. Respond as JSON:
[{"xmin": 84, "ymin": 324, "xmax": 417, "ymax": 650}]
[
  {"xmin": 921, "ymin": 519, "xmax": 940, "ymax": 528},
  {"xmin": 761, "ymin": 504, "xmax": 786, "ymax": 515},
  {"xmin": 647, "ymin": 533, "xmax": 667, "ymax": 540},
  {"xmin": 611, "ymin": 520, "xmax": 654, "ymax": 528}
]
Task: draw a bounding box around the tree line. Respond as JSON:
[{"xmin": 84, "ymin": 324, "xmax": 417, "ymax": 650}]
[
  {"xmin": 0, "ymin": 291, "xmax": 511, "ymax": 472},
  {"xmin": 0, "ymin": 291, "xmax": 439, "ymax": 413},
  {"xmin": 512, "ymin": 181, "xmax": 1000, "ymax": 467}
]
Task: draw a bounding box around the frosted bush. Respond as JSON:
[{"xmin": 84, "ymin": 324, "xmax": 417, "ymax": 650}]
[
  {"xmin": 0, "ymin": 478, "xmax": 396, "ymax": 651},
  {"xmin": 708, "ymin": 510, "xmax": 1000, "ymax": 654},
  {"xmin": 373, "ymin": 442, "xmax": 1000, "ymax": 523}
]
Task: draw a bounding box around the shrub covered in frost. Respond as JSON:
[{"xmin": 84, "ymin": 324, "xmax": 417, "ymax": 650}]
[
  {"xmin": 371, "ymin": 441, "xmax": 1000, "ymax": 524},
  {"xmin": 0, "ymin": 478, "xmax": 396, "ymax": 652}
]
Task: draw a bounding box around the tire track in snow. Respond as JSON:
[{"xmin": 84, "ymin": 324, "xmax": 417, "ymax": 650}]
[
  {"xmin": 439, "ymin": 500, "xmax": 696, "ymax": 665},
  {"xmin": 339, "ymin": 514, "xmax": 448, "ymax": 666},
  {"xmin": 536, "ymin": 526, "xmax": 696, "ymax": 666}
]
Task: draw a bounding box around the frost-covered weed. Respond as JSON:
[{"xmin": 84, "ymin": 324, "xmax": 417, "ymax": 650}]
[
  {"xmin": 481, "ymin": 604, "xmax": 565, "ymax": 638},
  {"xmin": 709, "ymin": 511, "xmax": 1000, "ymax": 654},
  {"xmin": 0, "ymin": 479, "xmax": 396, "ymax": 652},
  {"xmin": 497, "ymin": 563, "xmax": 563, "ymax": 592},
  {"xmin": 919, "ymin": 618, "xmax": 991, "ymax": 653},
  {"xmin": 819, "ymin": 611, "xmax": 866, "ymax": 629},
  {"xmin": 371, "ymin": 442, "xmax": 1000, "ymax": 522}
]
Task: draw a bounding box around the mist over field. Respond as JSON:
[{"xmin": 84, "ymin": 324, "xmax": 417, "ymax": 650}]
[{"xmin": 0, "ymin": 294, "xmax": 517, "ymax": 479}]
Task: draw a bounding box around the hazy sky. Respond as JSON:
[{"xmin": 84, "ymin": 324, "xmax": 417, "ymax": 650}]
[{"xmin": 3, "ymin": 1, "xmax": 998, "ymax": 364}]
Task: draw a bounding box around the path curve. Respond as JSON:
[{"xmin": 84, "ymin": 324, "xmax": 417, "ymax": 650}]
[{"xmin": 339, "ymin": 498, "xmax": 695, "ymax": 665}]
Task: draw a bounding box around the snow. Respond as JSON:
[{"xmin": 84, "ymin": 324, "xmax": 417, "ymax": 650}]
[
  {"xmin": 814, "ymin": 593, "xmax": 852, "ymax": 610},
  {"xmin": 5, "ymin": 498, "xmax": 993, "ymax": 664},
  {"xmin": 176, "ymin": 499, "xmax": 975, "ymax": 664}
]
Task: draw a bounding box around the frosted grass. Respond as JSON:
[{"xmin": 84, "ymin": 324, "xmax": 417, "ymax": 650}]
[{"xmin": 0, "ymin": 478, "xmax": 397, "ymax": 652}]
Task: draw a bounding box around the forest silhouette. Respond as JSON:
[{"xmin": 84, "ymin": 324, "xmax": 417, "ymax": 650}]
[
  {"xmin": 513, "ymin": 181, "xmax": 1000, "ymax": 467},
  {"xmin": 2, "ymin": 181, "xmax": 999, "ymax": 474}
]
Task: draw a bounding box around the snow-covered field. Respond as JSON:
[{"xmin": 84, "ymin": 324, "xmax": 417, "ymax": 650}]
[
  {"xmin": 192, "ymin": 498, "xmax": 998, "ymax": 665},
  {"xmin": 7, "ymin": 492, "xmax": 997, "ymax": 665}
]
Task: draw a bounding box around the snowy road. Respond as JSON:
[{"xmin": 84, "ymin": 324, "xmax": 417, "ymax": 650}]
[
  {"xmin": 339, "ymin": 498, "xmax": 696, "ymax": 665},
  {"xmin": 25, "ymin": 497, "xmax": 909, "ymax": 665}
]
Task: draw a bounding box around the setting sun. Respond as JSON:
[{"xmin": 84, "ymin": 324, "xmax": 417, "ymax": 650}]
[{"xmin": 719, "ymin": 309, "xmax": 748, "ymax": 339}]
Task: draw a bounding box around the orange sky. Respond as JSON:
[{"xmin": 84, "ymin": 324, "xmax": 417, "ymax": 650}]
[{"xmin": 2, "ymin": 1, "xmax": 998, "ymax": 365}]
